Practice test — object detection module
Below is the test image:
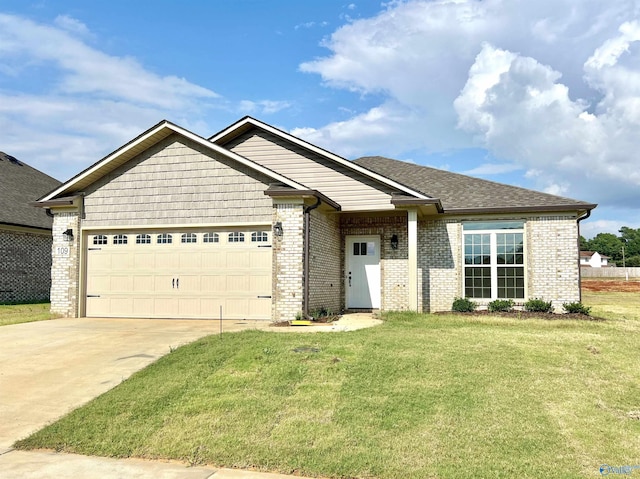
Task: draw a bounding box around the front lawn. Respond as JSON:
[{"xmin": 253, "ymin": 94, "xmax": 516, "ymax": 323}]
[
  {"xmin": 16, "ymin": 303, "xmax": 640, "ymax": 478},
  {"xmin": 0, "ymin": 303, "xmax": 56, "ymax": 326}
]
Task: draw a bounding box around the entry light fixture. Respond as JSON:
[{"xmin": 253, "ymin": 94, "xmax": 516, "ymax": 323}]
[
  {"xmin": 390, "ymin": 234, "xmax": 399, "ymax": 250},
  {"xmin": 273, "ymin": 222, "xmax": 283, "ymax": 237},
  {"xmin": 62, "ymin": 228, "xmax": 74, "ymax": 242}
]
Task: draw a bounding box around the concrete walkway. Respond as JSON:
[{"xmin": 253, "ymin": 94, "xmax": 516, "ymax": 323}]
[{"xmin": 0, "ymin": 314, "xmax": 379, "ymax": 478}]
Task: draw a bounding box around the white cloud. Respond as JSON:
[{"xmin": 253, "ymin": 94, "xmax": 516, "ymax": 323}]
[
  {"xmin": 298, "ymin": 0, "xmax": 640, "ymax": 211},
  {"xmin": 53, "ymin": 15, "xmax": 91, "ymax": 37},
  {"xmin": 0, "ymin": 13, "xmax": 218, "ymax": 109},
  {"xmin": 462, "ymin": 162, "xmax": 522, "ymax": 176},
  {"xmin": 0, "ymin": 13, "xmax": 223, "ymax": 180},
  {"xmin": 239, "ymin": 100, "xmax": 292, "ymax": 115}
]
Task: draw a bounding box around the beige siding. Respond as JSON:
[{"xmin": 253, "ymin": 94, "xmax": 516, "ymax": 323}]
[
  {"xmin": 226, "ymin": 130, "xmax": 396, "ymax": 212},
  {"xmin": 83, "ymin": 135, "xmax": 273, "ymax": 227}
]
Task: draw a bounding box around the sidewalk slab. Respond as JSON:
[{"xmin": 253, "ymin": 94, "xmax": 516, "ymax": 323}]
[{"xmin": 0, "ymin": 450, "xmax": 311, "ymax": 479}]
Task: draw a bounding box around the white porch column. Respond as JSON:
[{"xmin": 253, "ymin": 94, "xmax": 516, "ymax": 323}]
[{"xmin": 407, "ymin": 208, "xmax": 418, "ymax": 311}]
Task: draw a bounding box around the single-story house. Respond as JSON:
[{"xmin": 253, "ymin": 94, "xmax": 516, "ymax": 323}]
[
  {"xmin": 580, "ymin": 251, "xmax": 610, "ymax": 268},
  {"xmin": 1, "ymin": 151, "xmax": 62, "ymax": 303},
  {"xmin": 35, "ymin": 117, "xmax": 596, "ymax": 320}
]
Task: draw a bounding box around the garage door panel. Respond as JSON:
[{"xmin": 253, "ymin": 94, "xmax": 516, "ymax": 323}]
[
  {"xmin": 85, "ymin": 229, "xmax": 272, "ymax": 320},
  {"xmin": 133, "ymin": 298, "xmax": 153, "ymax": 316},
  {"xmin": 201, "ymin": 252, "xmax": 226, "ymax": 268},
  {"xmin": 134, "ymin": 253, "xmax": 155, "ymax": 269},
  {"xmin": 226, "ymin": 275, "xmax": 250, "ymax": 292},
  {"xmin": 133, "ymin": 276, "xmax": 154, "ymax": 293},
  {"xmin": 153, "ymin": 298, "xmax": 179, "ymax": 317},
  {"xmin": 200, "ymin": 275, "xmax": 227, "ymax": 292},
  {"xmin": 226, "ymin": 251, "xmax": 250, "ymax": 268},
  {"xmin": 107, "ymin": 277, "xmax": 131, "ymax": 296},
  {"xmin": 86, "ymin": 274, "xmax": 111, "ymax": 292}
]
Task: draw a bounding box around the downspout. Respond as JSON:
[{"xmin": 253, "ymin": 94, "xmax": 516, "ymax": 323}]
[
  {"xmin": 303, "ymin": 197, "xmax": 322, "ymax": 317},
  {"xmin": 577, "ymin": 209, "xmax": 592, "ymax": 302}
]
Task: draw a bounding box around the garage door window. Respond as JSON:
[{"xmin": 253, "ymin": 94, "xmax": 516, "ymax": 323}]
[
  {"xmin": 93, "ymin": 235, "xmax": 108, "ymax": 245},
  {"xmin": 181, "ymin": 233, "xmax": 197, "ymax": 243},
  {"xmin": 251, "ymin": 231, "xmax": 268, "ymax": 242},
  {"xmin": 113, "ymin": 234, "xmax": 128, "ymax": 245},
  {"xmin": 157, "ymin": 233, "xmax": 173, "ymax": 244},
  {"xmin": 136, "ymin": 234, "xmax": 151, "ymax": 244},
  {"xmin": 203, "ymin": 232, "xmax": 219, "ymax": 243},
  {"xmin": 228, "ymin": 232, "xmax": 244, "ymax": 243}
]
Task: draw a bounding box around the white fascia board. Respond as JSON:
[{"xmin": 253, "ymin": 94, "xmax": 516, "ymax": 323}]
[
  {"xmin": 41, "ymin": 121, "xmax": 305, "ymax": 202},
  {"xmin": 211, "ymin": 117, "xmax": 430, "ymax": 200}
]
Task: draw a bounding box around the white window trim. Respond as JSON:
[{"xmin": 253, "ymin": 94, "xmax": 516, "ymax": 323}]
[{"xmin": 462, "ymin": 224, "xmax": 526, "ymax": 301}]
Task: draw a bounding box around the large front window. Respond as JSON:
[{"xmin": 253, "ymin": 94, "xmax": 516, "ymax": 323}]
[{"xmin": 463, "ymin": 221, "xmax": 525, "ymax": 300}]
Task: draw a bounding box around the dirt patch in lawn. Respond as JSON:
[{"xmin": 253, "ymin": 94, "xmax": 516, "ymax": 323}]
[{"xmin": 581, "ymin": 279, "xmax": 640, "ymax": 293}]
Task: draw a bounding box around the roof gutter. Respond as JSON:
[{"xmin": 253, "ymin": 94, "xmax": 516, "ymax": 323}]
[{"xmin": 576, "ymin": 208, "xmax": 594, "ymax": 302}]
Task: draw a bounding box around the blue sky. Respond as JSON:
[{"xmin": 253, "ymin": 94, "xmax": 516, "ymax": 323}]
[{"xmin": 2, "ymin": 0, "xmax": 640, "ymax": 238}]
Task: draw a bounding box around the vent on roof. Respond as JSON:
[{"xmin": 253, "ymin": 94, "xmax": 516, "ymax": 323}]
[{"xmin": 0, "ymin": 151, "xmax": 22, "ymax": 166}]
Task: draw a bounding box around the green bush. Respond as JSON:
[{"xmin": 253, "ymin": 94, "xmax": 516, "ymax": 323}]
[
  {"xmin": 524, "ymin": 298, "xmax": 553, "ymax": 313},
  {"xmin": 563, "ymin": 302, "xmax": 591, "ymax": 315},
  {"xmin": 452, "ymin": 297, "xmax": 477, "ymax": 312},
  {"xmin": 488, "ymin": 299, "xmax": 515, "ymax": 312}
]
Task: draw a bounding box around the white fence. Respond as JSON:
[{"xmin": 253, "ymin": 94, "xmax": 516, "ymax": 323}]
[{"xmin": 581, "ymin": 267, "xmax": 640, "ymax": 278}]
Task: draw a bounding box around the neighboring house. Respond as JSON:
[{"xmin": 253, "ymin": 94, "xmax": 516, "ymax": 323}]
[
  {"xmin": 580, "ymin": 251, "xmax": 609, "ymax": 268},
  {"xmin": 1, "ymin": 152, "xmax": 62, "ymax": 303},
  {"xmin": 34, "ymin": 117, "xmax": 596, "ymax": 320}
]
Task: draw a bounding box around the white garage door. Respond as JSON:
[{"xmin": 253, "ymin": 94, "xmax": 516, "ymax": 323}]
[{"xmin": 85, "ymin": 229, "xmax": 272, "ymax": 320}]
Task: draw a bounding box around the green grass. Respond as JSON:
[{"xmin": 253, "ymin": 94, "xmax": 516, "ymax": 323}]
[
  {"xmin": 15, "ymin": 299, "xmax": 640, "ymax": 478},
  {"xmin": 0, "ymin": 303, "xmax": 57, "ymax": 326},
  {"xmin": 583, "ymin": 290, "xmax": 640, "ymax": 321}
]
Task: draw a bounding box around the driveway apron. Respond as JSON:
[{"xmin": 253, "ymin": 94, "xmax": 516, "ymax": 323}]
[{"xmin": 0, "ymin": 317, "xmax": 267, "ymax": 449}]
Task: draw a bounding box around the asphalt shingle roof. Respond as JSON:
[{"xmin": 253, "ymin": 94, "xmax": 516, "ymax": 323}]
[
  {"xmin": 0, "ymin": 152, "xmax": 61, "ymax": 230},
  {"xmin": 354, "ymin": 156, "xmax": 596, "ymax": 213}
]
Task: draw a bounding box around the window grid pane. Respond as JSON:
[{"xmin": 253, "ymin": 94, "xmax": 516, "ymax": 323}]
[
  {"xmin": 251, "ymin": 231, "xmax": 268, "ymax": 242},
  {"xmin": 181, "ymin": 233, "xmax": 197, "ymax": 244},
  {"xmin": 464, "ymin": 234, "xmax": 490, "ymax": 265},
  {"xmin": 136, "ymin": 234, "xmax": 151, "ymax": 244},
  {"xmin": 93, "ymin": 235, "xmax": 107, "ymax": 245},
  {"xmin": 113, "ymin": 234, "xmax": 128, "ymax": 245},
  {"xmin": 157, "ymin": 233, "xmax": 172, "ymax": 244},
  {"xmin": 203, "ymin": 232, "xmax": 219, "ymax": 243},
  {"xmin": 497, "ymin": 233, "xmax": 524, "ymax": 265},
  {"xmin": 464, "ymin": 267, "xmax": 491, "ymax": 298},
  {"xmin": 497, "ymin": 267, "xmax": 525, "ymax": 298},
  {"xmin": 228, "ymin": 232, "xmax": 245, "ymax": 243}
]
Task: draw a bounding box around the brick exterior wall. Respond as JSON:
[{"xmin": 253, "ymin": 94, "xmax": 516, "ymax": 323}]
[
  {"xmin": 527, "ymin": 215, "xmax": 580, "ymax": 311},
  {"xmin": 272, "ymin": 202, "xmax": 304, "ymax": 322},
  {"xmin": 308, "ymin": 208, "xmax": 341, "ymax": 314},
  {"xmin": 417, "ymin": 215, "xmax": 580, "ymax": 313},
  {"xmin": 418, "ymin": 219, "xmax": 462, "ymax": 313},
  {"xmin": 0, "ymin": 228, "xmax": 52, "ymax": 303},
  {"xmin": 340, "ymin": 215, "xmax": 408, "ymax": 311},
  {"xmin": 50, "ymin": 211, "xmax": 81, "ymax": 317}
]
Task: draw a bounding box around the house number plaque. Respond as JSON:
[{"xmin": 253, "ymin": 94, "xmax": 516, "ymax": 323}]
[{"xmin": 55, "ymin": 246, "xmax": 70, "ymax": 257}]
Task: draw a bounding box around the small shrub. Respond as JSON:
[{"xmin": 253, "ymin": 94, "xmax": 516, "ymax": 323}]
[
  {"xmin": 524, "ymin": 298, "xmax": 553, "ymax": 313},
  {"xmin": 452, "ymin": 297, "xmax": 477, "ymax": 312},
  {"xmin": 488, "ymin": 299, "xmax": 515, "ymax": 312},
  {"xmin": 563, "ymin": 302, "xmax": 591, "ymax": 315}
]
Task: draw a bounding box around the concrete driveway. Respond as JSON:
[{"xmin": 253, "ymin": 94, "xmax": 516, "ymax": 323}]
[{"xmin": 0, "ymin": 317, "xmax": 267, "ymax": 450}]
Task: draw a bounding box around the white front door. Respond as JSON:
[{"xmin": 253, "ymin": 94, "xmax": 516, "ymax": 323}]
[{"xmin": 346, "ymin": 235, "xmax": 381, "ymax": 309}]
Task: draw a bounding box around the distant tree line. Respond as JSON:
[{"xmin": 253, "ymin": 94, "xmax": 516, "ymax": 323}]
[{"xmin": 580, "ymin": 226, "xmax": 640, "ymax": 267}]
